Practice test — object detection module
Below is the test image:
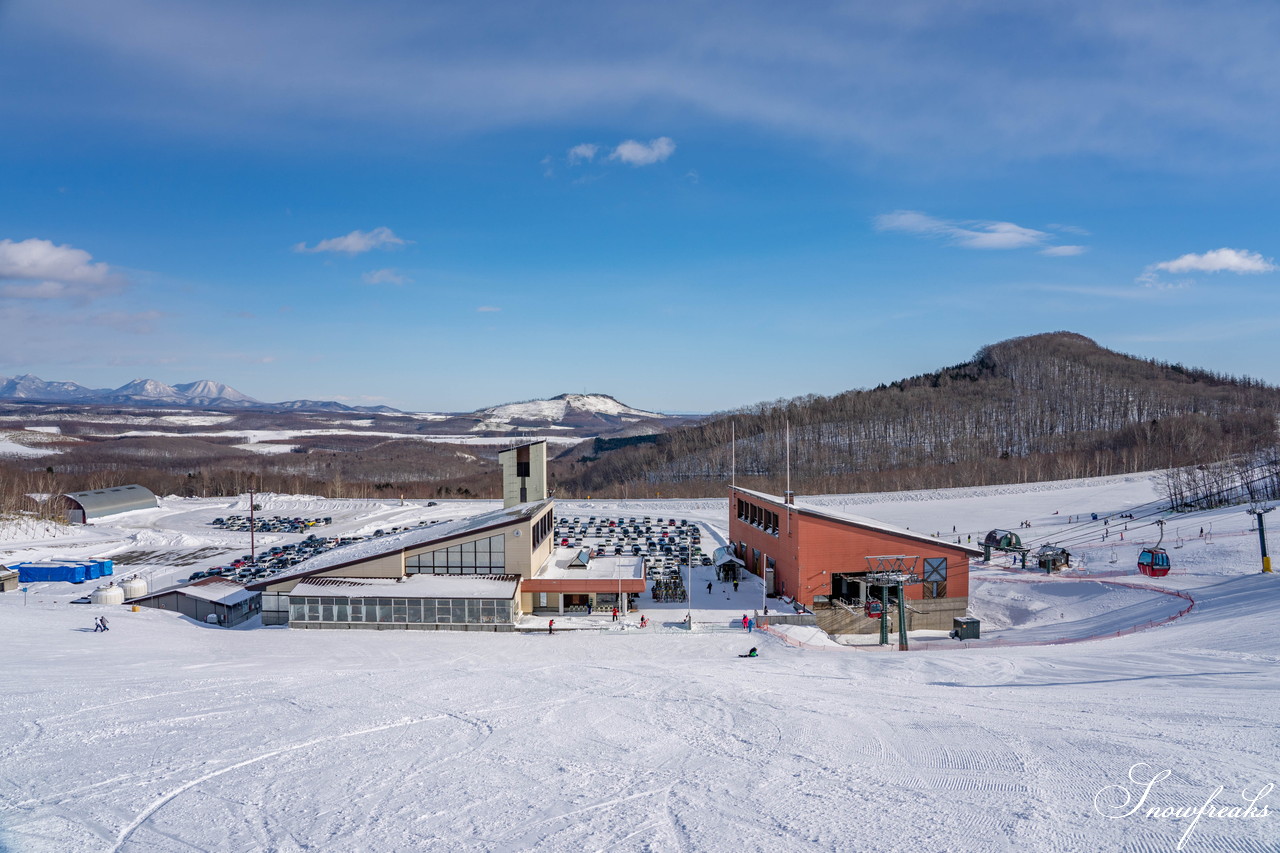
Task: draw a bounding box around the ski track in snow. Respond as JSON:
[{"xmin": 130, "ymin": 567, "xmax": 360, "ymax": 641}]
[{"xmin": 0, "ymin": 474, "xmax": 1277, "ymax": 852}]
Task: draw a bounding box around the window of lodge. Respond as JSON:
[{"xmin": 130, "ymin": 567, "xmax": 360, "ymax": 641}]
[{"xmin": 406, "ymin": 533, "xmax": 506, "ymax": 574}]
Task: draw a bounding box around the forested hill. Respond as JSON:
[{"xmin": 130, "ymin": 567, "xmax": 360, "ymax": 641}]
[{"xmin": 558, "ymin": 332, "xmax": 1280, "ymax": 498}]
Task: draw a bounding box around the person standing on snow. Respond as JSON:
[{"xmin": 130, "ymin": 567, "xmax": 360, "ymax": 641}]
[
  {"xmin": 611, "ymin": 606, "xmax": 619, "ymax": 622},
  {"xmin": 707, "ymin": 582, "xmax": 713, "ymax": 594},
  {"xmin": 747, "ymin": 618, "xmax": 755, "ymax": 633},
  {"xmin": 741, "ymin": 614, "xmax": 749, "ymax": 630},
  {"xmin": 547, "ymin": 619, "xmax": 554, "ymax": 634},
  {"xmin": 93, "ymin": 616, "xmax": 103, "ymax": 632},
  {"xmin": 99, "ymin": 616, "xmax": 109, "ymax": 632}
]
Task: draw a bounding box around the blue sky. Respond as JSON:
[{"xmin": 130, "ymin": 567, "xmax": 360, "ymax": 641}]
[{"xmin": 3, "ymin": 0, "xmax": 1280, "ymax": 413}]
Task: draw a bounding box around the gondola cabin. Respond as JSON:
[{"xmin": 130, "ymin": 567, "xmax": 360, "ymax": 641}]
[
  {"xmin": 865, "ymin": 599, "xmax": 884, "ymax": 619},
  {"xmin": 1137, "ymin": 548, "xmax": 1171, "ymax": 578}
]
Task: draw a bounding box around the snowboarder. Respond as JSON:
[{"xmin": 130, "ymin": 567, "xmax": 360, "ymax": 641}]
[
  {"xmin": 738, "ymin": 647, "xmax": 758, "ymax": 658},
  {"xmin": 547, "ymin": 619, "xmax": 554, "ymax": 634},
  {"xmin": 611, "ymin": 606, "xmax": 619, "ymax": 622},
  {"xmin": 732, "ymin": 580, "xmax": 739, "ymax": 592},
  {"xmin": 99, "ymin": 616, "xmax": 109, "ymax": 632}
]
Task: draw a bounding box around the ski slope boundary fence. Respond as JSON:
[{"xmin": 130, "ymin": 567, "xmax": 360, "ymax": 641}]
[{"xmin": 761, "ymin": 577, "xmax": 1195, "ymax": 653}]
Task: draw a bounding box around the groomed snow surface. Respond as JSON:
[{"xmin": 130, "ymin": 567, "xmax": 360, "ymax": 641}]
[{"xmin": 1, "ymin": 473, "xmax": 1277, "ymax": 852}]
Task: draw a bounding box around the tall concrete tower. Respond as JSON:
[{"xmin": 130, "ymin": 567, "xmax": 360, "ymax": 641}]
[{"xmin": 498, "ymin": 441, "xmax": 548, "ymax": 508}]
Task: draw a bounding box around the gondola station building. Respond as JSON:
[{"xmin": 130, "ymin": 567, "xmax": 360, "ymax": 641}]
[
  {"xmin": 729, "ymin": 486, "xmax": 982, "ymax": 633},
  {"xmin": 247, "ymin": 441, "xmax": 644, "ymax": 630}
]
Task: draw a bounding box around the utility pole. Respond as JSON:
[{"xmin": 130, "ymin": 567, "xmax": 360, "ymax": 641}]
[
  {"xmin": 248, "ymin": 486, "xmax": 256, "ymax": 567},
  {"xmin": 1247, "ymin": 506, "xmax": 1274, "ymax": 573}
]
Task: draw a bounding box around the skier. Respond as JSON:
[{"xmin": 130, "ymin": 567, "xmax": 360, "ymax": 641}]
[
  {"xmin": 547, "ymin": 619, "xmax": 554, "ymax": 635},
  {"xmin": 738, "ymin": 647, "xmax": 758, "ymax": 658}
]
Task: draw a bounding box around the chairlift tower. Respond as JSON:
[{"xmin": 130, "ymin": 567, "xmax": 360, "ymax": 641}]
[
  {"xmin": 865, "ymin": 555, "xmax": 921, "ymax": 650},
  {"xmin": 1246, "ymin": 505, "xmax": 1274, "ymax": 573}
]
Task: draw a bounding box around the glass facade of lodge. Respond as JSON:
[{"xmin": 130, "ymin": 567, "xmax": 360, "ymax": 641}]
[
  {"xmin": 289, "ymin": 595, "xmax": 514, "ymax": 625},
  {"xmin": 406, "ymin": 533, "xmax": 506, "ymax": 574}
]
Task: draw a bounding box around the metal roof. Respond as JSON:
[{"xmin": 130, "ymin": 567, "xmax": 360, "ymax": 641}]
[
  {"xmin": 63, "ymin": 484, "xmax": 159, "ymax": 518},
  {"xmin": 247, "ymin": 498, "xmax": 554, "ymax": 591}
]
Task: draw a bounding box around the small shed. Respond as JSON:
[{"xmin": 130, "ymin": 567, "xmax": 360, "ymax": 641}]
[
  {"xmin": 128, "ymin": 577, "xmax": 261, "ymax": 627},
  {"xmin": 0, "ymin": 567, "xmax": 18, "ymax": 593},
  {"xmin": 1035, "ymin": 545, "xmax": 1071, "ymax": 573},
  {"xmin": 63, "ymin": 485, "xmax": 159, "ymax": 524}
]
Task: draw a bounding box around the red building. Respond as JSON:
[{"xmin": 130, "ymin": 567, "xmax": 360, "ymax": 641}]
[{"xmin": 729, "ymin": 487, "xmax": 982, "ymax": 632}]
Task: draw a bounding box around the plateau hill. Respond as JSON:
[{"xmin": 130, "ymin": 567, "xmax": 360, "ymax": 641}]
[{"xmin": 560, "ymin": 332, "xmax": 1280, "ymax": 498}]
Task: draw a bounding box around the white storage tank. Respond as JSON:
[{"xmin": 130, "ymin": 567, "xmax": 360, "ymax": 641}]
[
  {"xmin": 91, "ymin": 584, "xmax": 126, "ymax": 605},
  {"xmin": 121, "ymin": 576, "xmax": 148, "ymax": 600}
]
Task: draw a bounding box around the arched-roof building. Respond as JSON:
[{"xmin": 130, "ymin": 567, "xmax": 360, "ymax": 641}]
[{"xmin": 63, "ymin": 484, "xmax": 159, "ymax": 524}]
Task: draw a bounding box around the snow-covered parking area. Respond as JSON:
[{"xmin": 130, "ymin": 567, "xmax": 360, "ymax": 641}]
[{"xmin": 1, "ymin": 474, "xmax": 1276, "ymax": 852}]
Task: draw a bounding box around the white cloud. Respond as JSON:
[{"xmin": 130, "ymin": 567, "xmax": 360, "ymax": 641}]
[
  {"xmin": 0, "ymin": 237, "xmax": 120, "ymax": 299},
  {"xmin": 293, "ymin": 227, "xmax": 408, "ymax": 255},
  {"xmin": 476, "ymin": 306, "xmax": 501, "ymax": 312},
  {"xmin": 567, "ymin": 143, "xmax": 598, "ymax": 164},
  {"xmin": 1151, "ymin": 247, "xmax": 1275, "ymax": 275},
  {"xmin": 1139, "ymin": 247, "xmax": 1275, "ymax": 288},
  {"xmin": 609, "ymin": 137, "xmax": 676, "ymax": 166},
  {"xmin": 874, "ymin": 210, "xmax": 1052, "ymax": 251},
  {"xmin": 362, "ymin": 268, "xmax": 410, "ymax": 285},
  {"xmin": 1041, "ymin": 245, "xmax": 1087, "ymax": 256}
]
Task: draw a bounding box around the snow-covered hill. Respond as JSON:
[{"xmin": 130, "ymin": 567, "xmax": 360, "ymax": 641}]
[{"xmin": 476, "ymin": 393, "xmax": 667, "ymax": 426}]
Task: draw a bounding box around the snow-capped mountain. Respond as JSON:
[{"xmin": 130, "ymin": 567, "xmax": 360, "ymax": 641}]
[
  {"xmin": 0, "ymin": 374, "xmax": 393, "ymax": 413},
  {"xmin": 0, "ymin": 375, "xmax": 97, "ymax": 401},
  {"xmin": 174, "ymin": 380, "xmax": 260, "ymax": 404},
  {"xmin": 473, "ymin": 393, "xmax": 669, "ymax": 427}
]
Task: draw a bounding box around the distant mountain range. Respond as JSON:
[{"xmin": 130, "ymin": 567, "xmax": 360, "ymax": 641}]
[
  {"xmin": 0, "ymin": 374, "xmax": 399, "ymax": 413},
  {"xmin": 0, "ymin": 378, "xmax": 684, "ymax": 431}
]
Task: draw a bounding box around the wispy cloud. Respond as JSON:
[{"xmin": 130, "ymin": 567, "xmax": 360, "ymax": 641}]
[
  {"xmin": 567, "ymin": 143, "xmax": 598, "ymax": 164},
  {"xmin": 18, "ymin": 4, "xmax": 1280, "ymax": 171},
  {"xmin": 362, "ymin": 268, "xmax": 411, "ymax": 285},
  {"xmin": 0, "ymin": 237, "xmax": 123, "ymax": 299},
  {"xmin": 476, "ymin": 306, "xmax": 501, "ymax": 312},
  {"xmin": 610, "ymin": 137, "xmax": 675, "ymax": 166},
  {"xmin": 1150, "ymin": 248, "xmax": 1275, "ymax": 275},
  {"xmin": 1139, "ymin": 247, "xmax": 1276, "ymax": 287},
  {"xmin": 1041, "ymin": 245, "xmax": 1087, "ymax": 257},
  {"xmin": 874, "ymin": 210, "xmax": 1082, "ymax": 253},
  {"xmin": 293, "ymin": 227, "xmax": 409, "ymax": 255}
]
